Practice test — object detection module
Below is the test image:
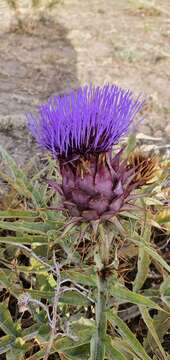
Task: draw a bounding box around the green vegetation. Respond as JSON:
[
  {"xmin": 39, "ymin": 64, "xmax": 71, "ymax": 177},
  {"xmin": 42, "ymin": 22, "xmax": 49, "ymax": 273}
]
[{"xmin": 0, "ymin": 137, "xmax": 169, "ymax": 359}]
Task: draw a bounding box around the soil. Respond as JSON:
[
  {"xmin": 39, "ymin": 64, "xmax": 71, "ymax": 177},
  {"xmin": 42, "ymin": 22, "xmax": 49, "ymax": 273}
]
[{"xmin": 0, "ymin": 0, "xmax": 170, "ymax": 165}]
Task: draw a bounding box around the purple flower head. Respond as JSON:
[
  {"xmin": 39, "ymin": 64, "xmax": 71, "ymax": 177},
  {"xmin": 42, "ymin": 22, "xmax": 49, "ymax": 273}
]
[{"xmin": 27, "ymin": 84, "xmax": 144, "ymax": 159}]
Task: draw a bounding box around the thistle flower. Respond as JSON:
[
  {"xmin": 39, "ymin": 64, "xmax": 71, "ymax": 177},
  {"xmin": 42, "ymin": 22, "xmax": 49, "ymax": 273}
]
[{"xmin": 27, "ymin": 84, "xmax": 146, "ymax": 221}]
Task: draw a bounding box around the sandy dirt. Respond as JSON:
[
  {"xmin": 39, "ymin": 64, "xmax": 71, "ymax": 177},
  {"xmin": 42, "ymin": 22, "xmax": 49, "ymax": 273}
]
[{"xmin": 0, "ymin": 0, "xmax": 170, "ymax": 164}]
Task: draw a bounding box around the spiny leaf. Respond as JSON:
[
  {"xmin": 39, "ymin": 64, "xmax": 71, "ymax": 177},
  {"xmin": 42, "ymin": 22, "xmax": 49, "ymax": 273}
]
[
  {"xmin": 105, "ymin": 336, "xmax": 127, "ymax": 360},
  {"xmin": 140, "ymin": 307, "xmax": 168, "ymax": 360},
  {"xmin": 0, "ymin": 209, "xmax": 39, "ymax": 219},
  {"xmin": 60, "ymin": 290, "xmax": 92, "ymax": 305},
  {"xmin": 0, "ymin": 221, "xmax": 56, "ymax": 234},
  {"xmin": 107, "ymin": 310, "xmax": 152, "ymax": 360},
  {"xmin": 128, "ymin": 236, "xmax": 170, "ymax": 273},
  {"xmin": 144, "ymin": 310, "xmax": 170, "ymax": 354},
  {"xmin": 133, "ymin": 222, "xmax": 151, "ymax": 292},
  {"xmin": 160, "ymin": 276, "xmax": 170, "ymax": 306},
  {"xmin": 0, "ymin": 235, "xmax": 47, "ymax": 245},
  {"xmin": 63, "ymin": 343, "xmax": 90, "ymax": 359},
  {"xmin": 133, "ymin": 246, "xmax": 151, "ymax": 292},
  {"xmin": 110, "ymin": 283, "xmax": 161, "ymax": 310},
  {"xmin": 62, "ymin": 269, "xmax": 97, "ymax": 287}
]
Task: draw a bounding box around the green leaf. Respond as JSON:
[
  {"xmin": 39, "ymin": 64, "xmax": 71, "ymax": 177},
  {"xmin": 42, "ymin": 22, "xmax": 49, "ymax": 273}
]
[
  {"xmin": 0, "ymin": 221, "xmax": 55, "ymax": 234},
  {"xmin": 107, "ymin": 310, "xmax": 152, "ymax": 360},
  {"xmin": 63, "ymin": 343, "xmax": 90, "ymax": 359},
  {"xmin": 0, "ymin": 270, "xmax": 12, "ymax": 289},
  {"xmin": 6, "ymin": 350, "xmax": 24, "ymax": 360},
  {"xmin": 22, "ymin": 324, "xmax": 40, "ymax": 341},
  {"xmin": 0, "ymin": 210, "xmax": 39, "ymax": 219},
  {"xmin": 70, "ymin": 318, "xmax": 95, "ymax": 333},
  {"xmin": 62, "ymin": 269, "xmax": 97, "ymax": 287},
  {"xmin": 119, "ymin": 211, "xmax": 139, "ymax": 220},
  {"xmin": 105, "ymin": 336, "xmax": 127, "ymax": 360},
  {"xmin": 0, "ymin": 235, "xmax": 47, "ymax": 245},
  {"xmin": 144, "ymin": 310, "xmax": 170, "ymax": 354},
  {"xmin": 60, "ymin": 290, "xmax": 92, "ymax": 305},
  {"xmin": 110, "ymin": 283, "xmax": 161, "ymax": 310},
  {"xmin": 109, "ymin": 338, "xmax": 136, "ymax": 359},
  {"xmin": 160, "ymin": 276, "xmax": 170, "ymax": 306},
  {"xmin": 0, "ymin": 145, "xmax": 43, "ymax": 207},
  {"xmin": 0, "ymin": 304, "xmax": 17, "ymax": 337},
  {"xmin": 6, "ymin": 338, "xmax": 29, "ymax": 360},
  {"xmin": 27, "ymin": 326, "xmax": 93, "ymax": 360},
  {"xmin": 133, "ymin": 223, "xmax": 151, "ymax": 292},
  {"xmin": 12, "ymin": 288, "xmax": 92, "ymax": 305},
  {"xmin": 0, "ymin": 335, "xmax": 14, "ymax": 355},
  {"xmin": 156, "ymin": 214, "xmax": 170, "ymax": 225},
  {"xmin": 128, "ymin": 236, "xmax": 170, "ymax": 273},
  {"xmin": 140, "ymin": 307, "xmax": 168, "ymax": 360},
  {"xmin": 125, "ymin": 133, "xmax": 137, "ymax": 155},
  {"xmin": 133, "ymin": 246, "xmax": 150, "ymax": 292}
]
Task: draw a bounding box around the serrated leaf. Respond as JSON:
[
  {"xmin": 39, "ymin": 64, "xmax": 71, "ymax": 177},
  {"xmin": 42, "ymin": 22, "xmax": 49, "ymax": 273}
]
[{"xmin": 107, "ymin": 310, "xmax": 152, "ymax": 360}]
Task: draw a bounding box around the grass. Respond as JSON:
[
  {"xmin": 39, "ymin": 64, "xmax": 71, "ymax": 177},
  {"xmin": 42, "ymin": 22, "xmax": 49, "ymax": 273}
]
[{"xmin": 0, "ymin": 137, "xmax": 169, "ymax": 359}]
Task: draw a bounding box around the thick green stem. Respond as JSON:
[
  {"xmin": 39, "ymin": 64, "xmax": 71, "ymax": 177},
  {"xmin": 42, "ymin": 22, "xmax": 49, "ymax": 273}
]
[{"xmin": 91, "ymin": 271, "xmax": 107, "ymax": 360}]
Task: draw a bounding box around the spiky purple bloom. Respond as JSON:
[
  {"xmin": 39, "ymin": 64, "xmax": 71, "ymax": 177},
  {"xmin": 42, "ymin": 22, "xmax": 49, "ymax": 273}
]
[
  {"xmin": 27, "ymin": 84, "xmax": 144, "ymax": 159},
  {"xmin": 27, "ymin": 84, "xmax": 145, "ymax": 221}
]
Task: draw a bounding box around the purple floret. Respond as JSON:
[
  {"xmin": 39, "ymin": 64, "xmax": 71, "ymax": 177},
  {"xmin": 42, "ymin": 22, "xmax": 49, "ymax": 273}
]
[{"xmin": 27, "ymin": 84, "xmax": 144, "ymax": 159}]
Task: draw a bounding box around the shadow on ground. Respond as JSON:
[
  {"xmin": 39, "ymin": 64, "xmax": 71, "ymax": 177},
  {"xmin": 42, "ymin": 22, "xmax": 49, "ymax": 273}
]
[{"xmin": 0, "ymin": 16, "xmax": 79, "ymax": 164}]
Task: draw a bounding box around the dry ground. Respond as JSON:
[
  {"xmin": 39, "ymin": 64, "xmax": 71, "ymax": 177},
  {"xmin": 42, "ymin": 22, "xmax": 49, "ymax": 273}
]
[{"xmin": 0, "ymin": 0, "xmax": 170, "ymax": 164}]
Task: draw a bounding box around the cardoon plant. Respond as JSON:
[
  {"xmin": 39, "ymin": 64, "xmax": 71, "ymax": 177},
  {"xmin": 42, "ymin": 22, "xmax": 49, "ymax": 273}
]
[{"xmin": 27, "ymin": 84, "xmax": 155, "ymax": 360}]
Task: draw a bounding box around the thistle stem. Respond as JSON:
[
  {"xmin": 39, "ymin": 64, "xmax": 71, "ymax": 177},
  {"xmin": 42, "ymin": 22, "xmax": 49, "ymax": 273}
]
[{"xmin": 91, "ymin": 270, "xmax": 107, "ymax": 360}]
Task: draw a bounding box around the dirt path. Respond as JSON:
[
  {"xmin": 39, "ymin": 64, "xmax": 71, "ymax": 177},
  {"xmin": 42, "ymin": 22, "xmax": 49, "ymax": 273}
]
[{"xmin": 0, "ymin": 0, "xmax": 170, "ymax": 164}]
